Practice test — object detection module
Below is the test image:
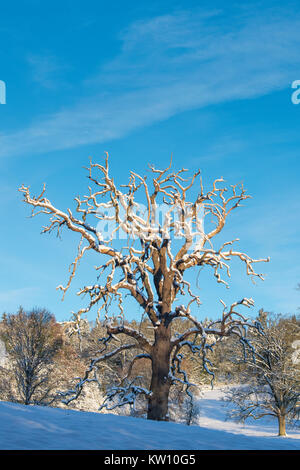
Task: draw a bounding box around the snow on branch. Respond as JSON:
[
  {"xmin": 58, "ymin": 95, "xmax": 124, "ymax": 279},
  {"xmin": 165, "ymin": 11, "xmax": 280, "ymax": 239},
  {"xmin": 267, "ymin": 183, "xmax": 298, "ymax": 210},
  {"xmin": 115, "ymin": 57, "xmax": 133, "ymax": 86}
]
[
  {"xmin": 20, "ymin": 154, "xmax": 270, "ymax": 420},
  {"xmin": 99, "ymin": 377, "xmax": 152, "ymax": 412},
  {"xmin": 57, "ymin": 340, "xmax": 137, "ymax": 405},
  {"xmin": 19, "ymin": 153, "xmax": 269, "ymax": 328}
]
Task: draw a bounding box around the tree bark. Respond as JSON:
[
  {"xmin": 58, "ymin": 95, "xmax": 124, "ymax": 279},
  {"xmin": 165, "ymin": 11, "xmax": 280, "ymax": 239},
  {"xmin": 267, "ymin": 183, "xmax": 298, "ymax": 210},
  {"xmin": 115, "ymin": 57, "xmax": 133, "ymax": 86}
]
[
  {"xmin": 147, "ymin": 325, "xmax": 172, "ymax": 421},
  {"xmin": 278, "ymin": 414, "xmax": 286, "ymax": 437}
]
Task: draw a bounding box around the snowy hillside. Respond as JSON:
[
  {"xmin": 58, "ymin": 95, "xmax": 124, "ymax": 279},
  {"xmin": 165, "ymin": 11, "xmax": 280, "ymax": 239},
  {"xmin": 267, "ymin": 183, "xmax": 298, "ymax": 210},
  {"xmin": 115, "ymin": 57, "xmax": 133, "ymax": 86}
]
[{"xmin": 0, "ymin": 387, "xmax": 299, "ymax": 451}]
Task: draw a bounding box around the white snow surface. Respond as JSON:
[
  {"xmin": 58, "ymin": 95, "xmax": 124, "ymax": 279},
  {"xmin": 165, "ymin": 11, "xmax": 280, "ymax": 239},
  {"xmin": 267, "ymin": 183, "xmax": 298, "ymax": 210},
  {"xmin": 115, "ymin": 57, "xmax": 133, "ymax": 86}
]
[{"xmin": 0, "ymin": 387, "xmax": 299, "ymax": 450}]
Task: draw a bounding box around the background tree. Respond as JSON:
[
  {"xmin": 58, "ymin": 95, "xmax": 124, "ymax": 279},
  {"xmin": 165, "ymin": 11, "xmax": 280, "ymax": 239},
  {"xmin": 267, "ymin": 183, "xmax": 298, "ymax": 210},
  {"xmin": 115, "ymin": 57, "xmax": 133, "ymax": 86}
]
[
  {"xmin": 19, "ymin": 154, "xmax": 269, "ymax": 420},
  {"xmin": 224, "ymin": 313, "xmax": 300, "ymax": 436},
  {"xmin": 1, "ymin": 307, "xmax": 63, "ymax": 405}
]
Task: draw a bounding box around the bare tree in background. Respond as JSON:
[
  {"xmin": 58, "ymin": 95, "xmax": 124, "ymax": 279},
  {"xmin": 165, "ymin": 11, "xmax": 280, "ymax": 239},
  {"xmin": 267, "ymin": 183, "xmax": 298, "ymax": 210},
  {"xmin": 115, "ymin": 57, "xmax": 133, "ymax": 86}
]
[
  {"xmin": 224, "ymin": 314, "xmax": 300, "ymax": 436},
  {"xmin": 19, "ymin": 154, "xmax": 269, "ymax": 420},
  {"xmin": 1, "ymin": 307, "xmax": 63, "ymax": 405}
]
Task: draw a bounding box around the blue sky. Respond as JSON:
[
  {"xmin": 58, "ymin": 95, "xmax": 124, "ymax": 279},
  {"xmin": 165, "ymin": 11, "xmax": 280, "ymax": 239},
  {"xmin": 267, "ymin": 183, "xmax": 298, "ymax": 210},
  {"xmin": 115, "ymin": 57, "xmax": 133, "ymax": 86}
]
[{"xmin": 0, "ymin": 0, "xmax": 300, "ymax": 322}]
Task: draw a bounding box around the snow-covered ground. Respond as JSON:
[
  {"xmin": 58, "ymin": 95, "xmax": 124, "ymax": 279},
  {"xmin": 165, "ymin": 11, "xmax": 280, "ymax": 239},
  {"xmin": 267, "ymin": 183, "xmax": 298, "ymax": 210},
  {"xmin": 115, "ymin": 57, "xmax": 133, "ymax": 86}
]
[{"xmin": 0, "ymin": 387, "xmax": 299, "ymax": 450}]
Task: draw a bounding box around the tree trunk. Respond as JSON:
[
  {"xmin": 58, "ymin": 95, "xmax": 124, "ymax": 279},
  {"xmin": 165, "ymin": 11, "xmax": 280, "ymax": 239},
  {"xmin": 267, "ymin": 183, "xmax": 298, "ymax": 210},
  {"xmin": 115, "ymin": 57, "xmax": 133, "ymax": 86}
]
[
  {"xmin": 147, "ymin": 325, "xmax": 172, "ymax": 421},
  {"xmin": 278, "ymin": 414, "xmax": 286, "ymax": 437}
]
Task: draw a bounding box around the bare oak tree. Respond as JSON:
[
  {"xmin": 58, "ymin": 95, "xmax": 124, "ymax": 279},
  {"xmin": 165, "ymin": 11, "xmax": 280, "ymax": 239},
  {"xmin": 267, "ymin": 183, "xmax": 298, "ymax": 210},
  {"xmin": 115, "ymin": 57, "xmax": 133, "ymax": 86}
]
[
  {"xmin": 224, "ymin": 314, "xmax": 300, "ymax": 436},
  {"xmin": 19, "ymin": 154, "xmax": 269, "ymax": 420},
  {"xmin": 1, "ymin": 307, "xmax": 63, "ymax": 405}
]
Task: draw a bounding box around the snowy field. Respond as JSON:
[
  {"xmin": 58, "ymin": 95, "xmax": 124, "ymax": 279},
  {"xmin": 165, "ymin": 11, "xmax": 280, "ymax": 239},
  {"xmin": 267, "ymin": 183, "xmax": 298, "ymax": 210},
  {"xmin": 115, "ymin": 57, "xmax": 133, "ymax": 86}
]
[{"xmin": 0, "ymin": 387, "xmax": 299, "ymax": 451}]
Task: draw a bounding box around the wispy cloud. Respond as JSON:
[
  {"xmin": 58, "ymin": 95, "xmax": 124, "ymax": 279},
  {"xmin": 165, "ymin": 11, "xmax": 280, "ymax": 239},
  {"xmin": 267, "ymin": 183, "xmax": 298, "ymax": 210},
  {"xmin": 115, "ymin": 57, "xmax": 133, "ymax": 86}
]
[
  {"xmin": 1, "ymin": 6, "xmax": 300, "ymax": 158},
  {"xmin": 232, "ymin": 195, "xmax": 300, "ymax": 252},
  {"xmin": 0, "ymin": 287, "xmax": 39, "ymax": 309},
  {"xmin": 26, "ymin": 53, "xmax": 68, "ymax": 89}
]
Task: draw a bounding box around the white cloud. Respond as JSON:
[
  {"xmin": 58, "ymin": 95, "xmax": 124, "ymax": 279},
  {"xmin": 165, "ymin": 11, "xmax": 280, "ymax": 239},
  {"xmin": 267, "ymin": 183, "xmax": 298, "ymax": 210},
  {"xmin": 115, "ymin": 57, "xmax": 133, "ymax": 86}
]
[
  {"xmin": 26, "ymin": 53, "xmax": 68, "ymax": 89},
  {"xmin": 1, "ymin": 7, "xmax": 300, "ymax": 158},
  {"xmin": 0, "ymin": 287, "xmax": 39, "ymax": 307}
]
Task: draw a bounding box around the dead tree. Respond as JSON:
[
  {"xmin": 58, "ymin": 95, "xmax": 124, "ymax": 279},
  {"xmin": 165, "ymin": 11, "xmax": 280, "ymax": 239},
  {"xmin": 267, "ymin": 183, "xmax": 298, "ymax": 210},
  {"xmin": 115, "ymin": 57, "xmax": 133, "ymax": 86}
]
[{"xmin": 19, "ymin": 153, "xmax": 269, "ymax": 420}]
